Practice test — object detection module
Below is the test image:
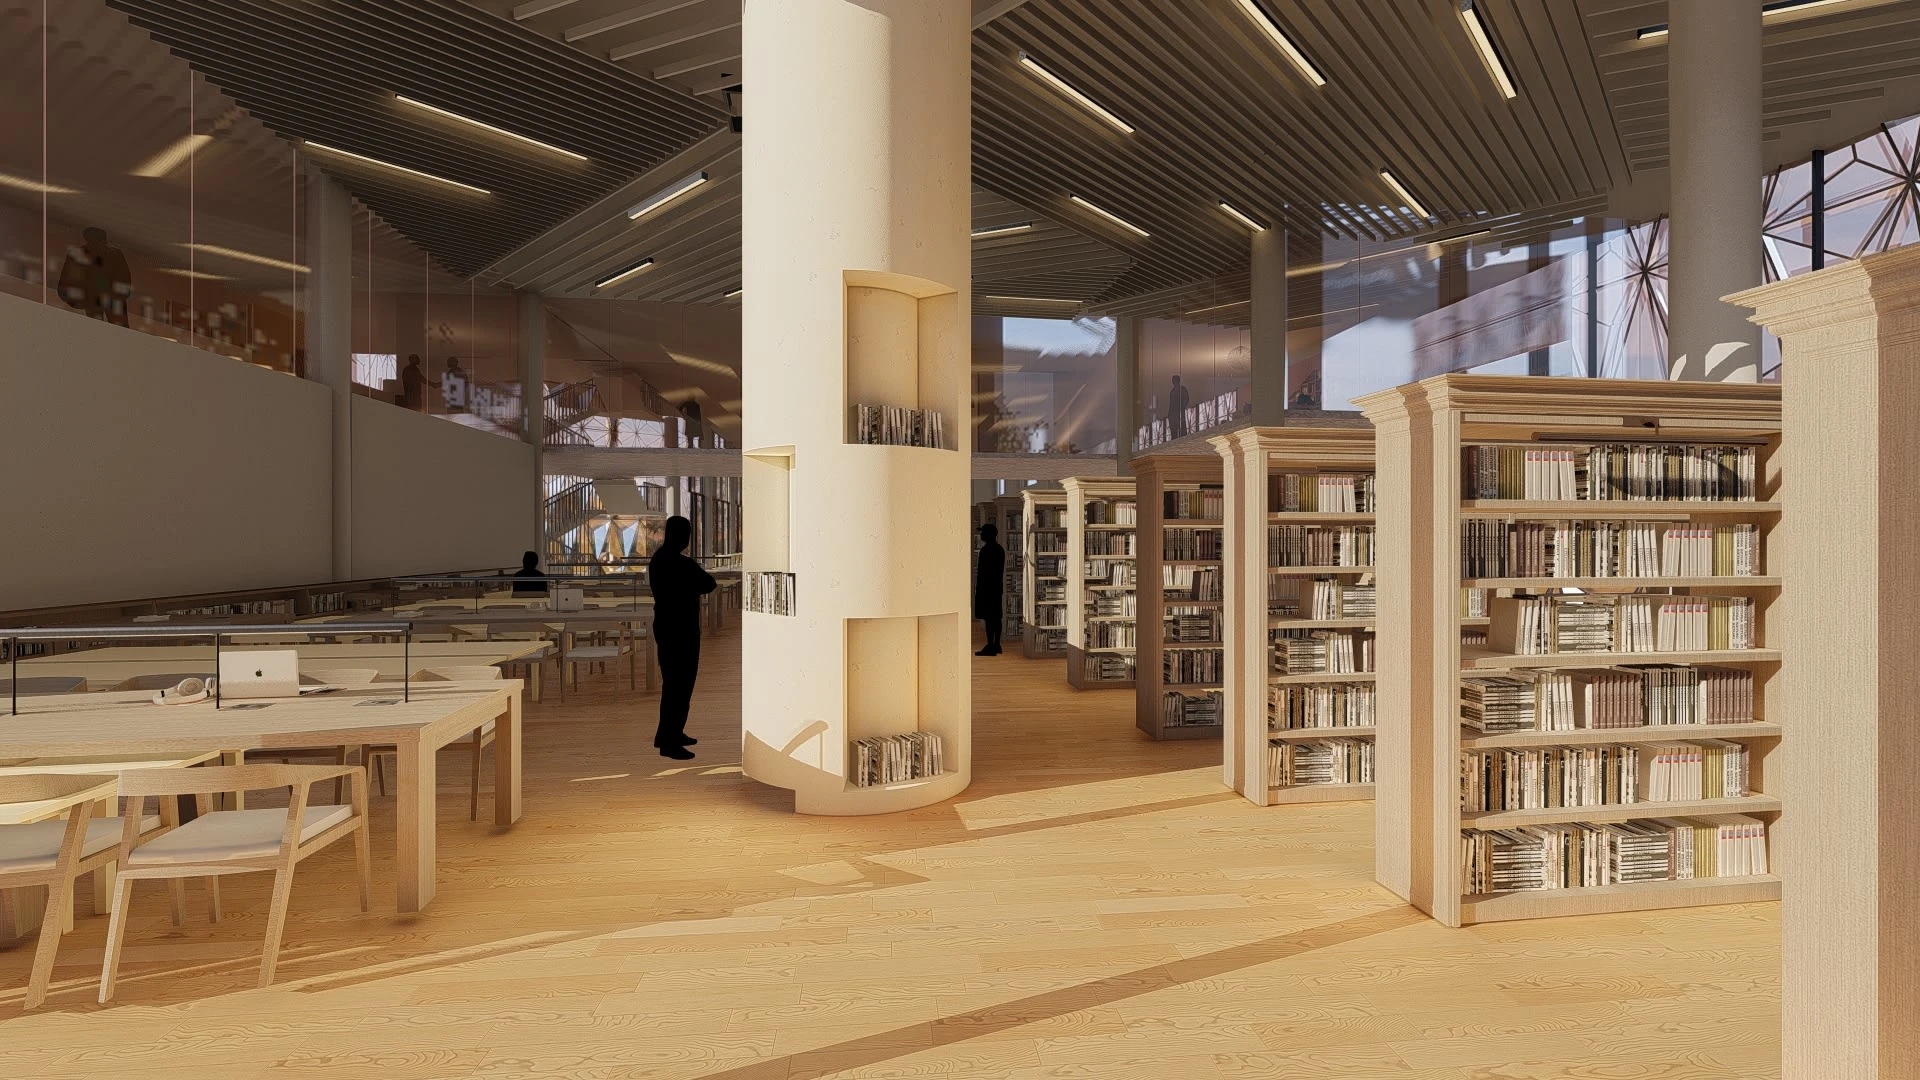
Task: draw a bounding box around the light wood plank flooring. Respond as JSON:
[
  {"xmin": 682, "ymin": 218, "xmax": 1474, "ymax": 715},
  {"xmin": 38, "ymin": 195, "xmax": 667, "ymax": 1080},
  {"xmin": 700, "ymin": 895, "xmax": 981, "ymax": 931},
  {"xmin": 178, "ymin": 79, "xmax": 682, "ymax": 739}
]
[{"xmin": 0, "ymin": 629, "xmax": 1781, "ymax": 1078}]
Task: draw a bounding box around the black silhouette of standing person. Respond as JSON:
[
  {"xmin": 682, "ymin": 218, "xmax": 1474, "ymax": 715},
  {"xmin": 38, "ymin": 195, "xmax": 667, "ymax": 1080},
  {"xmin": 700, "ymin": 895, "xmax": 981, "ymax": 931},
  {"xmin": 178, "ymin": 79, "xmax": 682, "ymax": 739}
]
[
  {"xmin": 974, "ymin": 522, "xmax": 1005, "ymax": 656},
  {"xmin": 648, "ymin": 515, "xmax": 715, "ymax": 759}
]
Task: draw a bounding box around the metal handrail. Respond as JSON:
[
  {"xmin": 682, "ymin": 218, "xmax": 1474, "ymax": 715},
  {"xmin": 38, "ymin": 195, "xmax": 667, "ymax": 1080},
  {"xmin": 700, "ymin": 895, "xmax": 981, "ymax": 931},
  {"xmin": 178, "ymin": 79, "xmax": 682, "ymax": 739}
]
[{"xmin": 6, "ymin": 621, "xmax": 415, "ymax": 715}]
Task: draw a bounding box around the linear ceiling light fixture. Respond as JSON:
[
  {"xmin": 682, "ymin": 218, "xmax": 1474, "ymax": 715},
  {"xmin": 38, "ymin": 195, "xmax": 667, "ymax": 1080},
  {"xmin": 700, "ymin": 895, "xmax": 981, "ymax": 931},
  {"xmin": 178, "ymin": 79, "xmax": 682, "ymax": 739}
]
[
  {"xmin": 1218, "ymin": 202, "xmax": 1266, "ymax": 232},
  {"xmin": 157, "ymin": 267, "xmax": 234, "ymax": 281},
  {"xmin": 972, "ymin": 222, "xmax": 1034, "ymax": 239},
  {"xmin": 1069, "ymin": 195, "xmax": 1150, "ymax": 238},
  {"xmin": 595, "ymin": 257, "xmax": 656, "ymax": 289},
  {"xmin": 723, "ymin": 287, "xmax": 743, "ymax": 299},
  {"xmin": 1231, "ymin": 0, "xmax": 1326, "ymax": 87},
  {"xmin": 627, "ymin": 171, "xmax": 709, "ymax": 221},
  {"xmin": 982, "ymin": 294, "xmax": 1082, "ymax": 306},
  {"xmin": 183, "ymin": 242, "xmax": 309, "ymax": 274},
  {"xmin": 1457, "ymin": 1, "xmax": 1517, "ymax": 99},
  {"xmin": 0, "ymin": 170, "xmax": 77, "ymax": 195},
  {"xmin": 131, "ymin": 134, "xmax": 213, "ymax": 178},
  {"xmin": 303, "ymin": 142, "xmax": 491, "ymax": 194},
  {"xmin": 1017, "ymin": 51, "xmax": 1135, "ymax": 134},
  {"xmin": 1637, "ymin": 0, "xmax": 1853, "ymax": 39},
  {"xmin": 1188, "ymin": 298, "xmax": 1250, "ymax": 316},
  {"xmin": 1379, "ymin": 170, "xmax": 1432, "ymax": 220},
  {"xmin": 396, "ymin": 95, "xmax": 589, "ymax": 162}
]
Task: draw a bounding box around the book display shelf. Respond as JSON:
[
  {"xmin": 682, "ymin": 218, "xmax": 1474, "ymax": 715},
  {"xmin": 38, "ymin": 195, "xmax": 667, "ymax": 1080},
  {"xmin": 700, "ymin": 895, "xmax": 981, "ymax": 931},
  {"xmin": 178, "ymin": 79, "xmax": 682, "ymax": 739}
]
[
  {"xmin": 1131, "ymin": 453, "xmax": 1227, "ymax": 740},
  {"xmin": 994, "ymin": 495, "xmax": 1025, "ymax": 638},
  {"xmin": 1061, "ymin": 476, "xmax": 1138, "ymax": 690},
  {"xmin": 1211, "ymin": 424, "xmax": 1379, "ymax": 806},
  {"xmin": 1020, "ymin": 487, "xmax": 1069, "ymax": 659},
  {"xmin": 1358, "ymin": 375, "xmax": 1782, "ymax": 925},
  {"xmin": 741, "ymin": 269, "xmax": 970, "ymax": 815}
]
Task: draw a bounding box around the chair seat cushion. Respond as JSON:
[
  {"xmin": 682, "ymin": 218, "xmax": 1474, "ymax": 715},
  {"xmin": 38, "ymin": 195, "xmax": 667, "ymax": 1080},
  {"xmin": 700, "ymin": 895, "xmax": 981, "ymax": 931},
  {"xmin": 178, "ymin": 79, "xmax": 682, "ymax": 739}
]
[
  {"xmin": 567, "ymin": 646, "xmax": 627, "ymax": 660},
  {"xmin": 0, "ymin": 816, "xmax": 162, "ymax": 874},
  {"xmin": 127, "ymin": 805, "xmax": 352, "ymax": 867}
]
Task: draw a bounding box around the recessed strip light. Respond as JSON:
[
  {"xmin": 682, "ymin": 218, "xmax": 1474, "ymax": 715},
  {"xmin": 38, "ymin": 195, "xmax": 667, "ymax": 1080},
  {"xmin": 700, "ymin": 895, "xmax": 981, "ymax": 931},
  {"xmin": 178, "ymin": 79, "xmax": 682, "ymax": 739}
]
[
  {"xmin": 981, "ymin": 294, "xmax": 1082, "ymax": 306},
  {"xmin": 1457, "ymin": 1, "xmax": 1517, "ymax": 99},
  {"xmin": 0, "ymin": 170, "xmax": 77, "ymax": 195},
  {"xmin": 723, "ymin": 287, "xmax": 743, "ymax": 299},
  {"xmin": 1188, "ymin": 299, "xmax": 1250, "ymax": 316},
  {"xmin": 1069, "ymin": 195, "xmax": 1150, "ymax": 239},
  {"xmin": 183, "ymin": 242, "xmax": 309, "ymax": 274},
  {"xmin": 972, "ymin": 222, "xmax": 1034, "ymax": 239},
  {"xmin": 304, "ymin": 142, "xmax": 491, "ymax": 195},
  {"xmin": 595, "ymin": 258, "xmax": 656, "ymax": 289},
  {"xmin": 156, "ymin": 266, "xmax": 234, "ymax": 281},
  {"xmin": 1218, "ymin": 202, "xmax": 1266, "ymax": 232},
  {"xmin": 1637, "ymin": 0, "xmax": 1853, "ymax": 40},
  {"xmin": 1379, "ymin": 170, "xmax": 1431, "ymax": 220},
  {"xmin": 396, "ymin": 95, "xmax": 590, "ymax": 162},
  {"xmin": 627, "ymin": 171, "xmax": 709, "ymax": 221},
  {"xmin": 1231, "ymin": 0, "xmax": 1326, "ymax": 87},
  {"xmin": 1017, "ymin": 52, "xmax": 1135, "ymax": 134},
  {"xmin": 131, "ymin": 134, "xmax": 213, "ymax": 178}
]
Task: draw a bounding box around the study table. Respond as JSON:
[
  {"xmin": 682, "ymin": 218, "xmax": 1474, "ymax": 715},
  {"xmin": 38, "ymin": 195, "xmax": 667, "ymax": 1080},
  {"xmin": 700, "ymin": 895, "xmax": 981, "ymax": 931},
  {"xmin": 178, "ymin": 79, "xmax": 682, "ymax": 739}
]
[
  {"xmin": 0, "ymin": 681, "xmax": 521, "ymax": 913},
  {"xmin": 397, "ymin": 607, "xmax": 656, "ymax": 692},
  {"xmin": 15, "ymin": 640, "xmax": 546, "ymax": 684}
]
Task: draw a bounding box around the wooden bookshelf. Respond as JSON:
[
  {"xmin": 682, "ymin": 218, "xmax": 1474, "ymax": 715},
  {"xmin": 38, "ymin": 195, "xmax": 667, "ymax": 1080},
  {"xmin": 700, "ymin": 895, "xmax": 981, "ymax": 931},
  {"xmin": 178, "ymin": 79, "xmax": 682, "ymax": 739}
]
[
  {"xmin": 993, "ymin": 495, "xmax": 1024, "ymax": 639},
  {"xmin": 1132, "ymin": 453, "xmax": 1226, "ymax": 740},
  {"xmin": 1210, "ymin": 424, "xmax": 1378, "ymax": 805},
  {"xmin": 1019, "ymin": 487, "xmax": 1069, "ymax": 659},
  {"xmin": 1357, "ymin": 374, "xmax": 1782, "ymax": 925},
  {"xmin": 1061, "ymin": 476, "xmax": 1137, "ymax": 690}
]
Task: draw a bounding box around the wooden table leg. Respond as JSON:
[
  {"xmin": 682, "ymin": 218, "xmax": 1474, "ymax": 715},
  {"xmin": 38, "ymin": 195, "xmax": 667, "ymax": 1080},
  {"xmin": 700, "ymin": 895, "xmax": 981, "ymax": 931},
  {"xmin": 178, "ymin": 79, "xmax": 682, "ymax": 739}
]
[
  {"xmin": 495, "ymin": 692, "xmax": 522, "ymax": 826},
  {"xmin": 394, "ymin": 737, "xmax": 436, "ymax": 913}
]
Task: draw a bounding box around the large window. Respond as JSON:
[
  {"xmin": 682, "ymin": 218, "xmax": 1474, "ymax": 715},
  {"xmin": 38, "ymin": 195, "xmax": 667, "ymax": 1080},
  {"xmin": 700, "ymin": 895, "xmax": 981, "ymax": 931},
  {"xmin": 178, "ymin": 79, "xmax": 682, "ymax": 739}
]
[{"xmin": 972, "ymin": 316, "xmax": 1118, "ymax": 454}]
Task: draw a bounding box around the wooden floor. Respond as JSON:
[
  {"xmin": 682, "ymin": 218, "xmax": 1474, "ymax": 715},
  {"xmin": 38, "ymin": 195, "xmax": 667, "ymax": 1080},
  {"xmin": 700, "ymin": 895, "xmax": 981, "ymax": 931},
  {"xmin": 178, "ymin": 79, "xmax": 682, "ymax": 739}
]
[{"xmin": 0, "ymin": 628, "xmax": 1781, "ymax": 1078}]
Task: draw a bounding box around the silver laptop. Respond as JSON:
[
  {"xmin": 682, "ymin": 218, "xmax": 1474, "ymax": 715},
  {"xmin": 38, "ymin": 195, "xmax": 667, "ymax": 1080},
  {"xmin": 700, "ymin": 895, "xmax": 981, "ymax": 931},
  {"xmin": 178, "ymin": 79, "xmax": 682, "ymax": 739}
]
[{"xmin": 217, "ymin": 650, "xmax": 301, "ymax": 700}]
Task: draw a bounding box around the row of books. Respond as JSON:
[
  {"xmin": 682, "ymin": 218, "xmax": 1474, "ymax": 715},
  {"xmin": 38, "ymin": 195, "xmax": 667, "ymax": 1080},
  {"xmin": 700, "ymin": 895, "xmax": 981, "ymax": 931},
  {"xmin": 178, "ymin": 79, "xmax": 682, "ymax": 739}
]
[
  {"xmin": 1032, "ymin": 607, "xmax": 1065, "ymax": 629},
  {"xmin": 1086, "ymin": 622, "xmax": 1136, "ymax": 649},
  {"xmin": 1086, "ymin": 500, "xmax": 1137, "ymax": 525},
  {"xmin": 1088, "ymin": 592, "xmax": 1136, "ymax": 617},
  {"xmin": 1462, "ymin": 588, "xmax": 1489, "ymax": 618},
  {"xmin": 1164, "ymin": 610, "xmax": 1220, "ymax": 643},
  {"xmin": 1306, "ymin": 580, "xmax": 1375, "ymax": 620},
  {"xmin": 1034, "ymin": 538, "xmax": 1069, "ymax": 554},
  {"xmin": 1086, "ymin": 561, "xmax": 1136, "ymax": 586},
  {"xmin": 1275, "ymin": 631, "xmax": 1374, "ymax": 674},
  {"xmin": 1459, "ymin": 739, "xmax": 1748, "ymax": 812},
  {"xmin": 1033, "ymin": 626, "xmax": 1066, "ymax": 649},
  {"xmin": 742, "ymin": 571, "xmax": 797, "ymax": 616},
  {"xmin": 1460, "ymin": 520, "xmax": 1762, "ymax": 579},
  {"xmin": 1086, "ymin": 532, "xmax": 1136, "ymax": 556},
  {"xmin": 1033, "ymin": 507, "xmax": 1067, "ymax": 529},
  {"xmin": 1269, "ymin": 525, "xmax": 1375, "ymax": 567},
  {"xmin": 1272, "ymin": 472, "xmax": 1374, "ymax": 513},
  {"xmin": 1163, "ymin": 648, "xmax": 1223, "ymax": 685},
  {"xmin": 1163, "ymin": 529, "xmax": 1222, "ymax": 561},
  {"xmin": 1162, "ymin": 690, "xmax": 1223, "ymax": 727},
  {"xmin": 1084, "ymin": 654, "xmax": 1136, "ymax": 681},
  {"xmin": 1464, "ymin": 443, "xmax": 1760, "ymax": 502},
  {"xmin": 1462, "ymin": 667, "xmax": 1755, "ymax": 732},
  {"xmin": 1269, "ymin": 738, "xmax": 1374, "ymax": 787},
  {"xmin": 850, "ymin": 404, "xmax": 947, "ymax": 449},
  {"xmin": 849, "ymin": 731, "xmax": 945, "ymax": 787},
  {"xmin": 1462, "ymin": 815, "xmax": 1768, "ymax": 894},
  {"xmin": 1497, "ymin": 594, "xmax": 1756, "ymax": 654},
  {"xmin": 1162, "ymin": 565, "xmax": 1222, "ymax": 601},
  {"xmin": 1032, "ymin": 555, "xmax": 1065, "ymax": 576},
  {"xmin": 1164, "ymin": 487, "xmax": 1224, "ymax": 521},
  {"xmin": 1268, "ymin": 682, "xmax": 1376, "ymax": 731},
  {"xmin": 1035, "ymin": 581, "xmax": 1065, "ymax": 601}
]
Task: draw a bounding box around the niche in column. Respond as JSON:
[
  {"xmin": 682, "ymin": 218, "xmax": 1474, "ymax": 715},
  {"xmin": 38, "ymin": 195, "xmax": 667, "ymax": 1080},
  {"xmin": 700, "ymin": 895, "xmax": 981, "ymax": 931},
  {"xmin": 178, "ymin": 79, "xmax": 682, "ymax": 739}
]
[
  {"xmin": 845, "ymin": 613, "xmax": 963, "ymax": 788},
  {"xmin": 742, "ymin": 447, "xmax": 796, "ymax": 616},
  {"xmin": 845, "ymin": 270, "xmax": 960, "ymax": 450}
]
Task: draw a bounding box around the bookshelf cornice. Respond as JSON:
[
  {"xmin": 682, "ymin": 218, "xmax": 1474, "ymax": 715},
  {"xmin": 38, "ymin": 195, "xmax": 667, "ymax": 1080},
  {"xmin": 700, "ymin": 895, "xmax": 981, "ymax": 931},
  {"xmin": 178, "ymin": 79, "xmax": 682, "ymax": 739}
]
[
  {"xmin": 1389, "ymin": 374, "xmax": 1781, "ymax": 427},
  {"xmin": 1731, "ymin": 242, "xmax": 1920, "ymax": 338}
]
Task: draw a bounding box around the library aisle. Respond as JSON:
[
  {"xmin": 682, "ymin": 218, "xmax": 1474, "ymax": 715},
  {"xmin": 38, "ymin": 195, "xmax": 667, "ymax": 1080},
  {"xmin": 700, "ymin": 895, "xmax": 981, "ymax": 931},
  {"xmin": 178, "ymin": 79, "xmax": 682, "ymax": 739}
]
[{"xmin": 0, "ymin": 628, "xmax": 1779, "ymax": 1079}]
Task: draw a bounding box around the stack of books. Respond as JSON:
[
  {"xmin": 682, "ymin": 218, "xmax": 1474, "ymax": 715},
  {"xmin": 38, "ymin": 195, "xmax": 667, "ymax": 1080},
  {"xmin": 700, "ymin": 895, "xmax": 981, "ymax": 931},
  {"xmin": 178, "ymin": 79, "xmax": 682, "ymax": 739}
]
[
  {"xmin": 850, "ymin": 731, "xmax": 945, "ymax": 787},
  {"xmin": 851, "ymin": 404, "xmax": 947, "ymax": 449}
]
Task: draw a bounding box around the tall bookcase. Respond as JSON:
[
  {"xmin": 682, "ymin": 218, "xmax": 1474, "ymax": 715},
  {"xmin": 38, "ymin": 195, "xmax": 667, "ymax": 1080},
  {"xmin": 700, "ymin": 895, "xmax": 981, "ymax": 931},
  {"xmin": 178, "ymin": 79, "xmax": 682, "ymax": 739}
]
[
  {"xmin": 741, "ymin": 270, "xmax": 971, "ymax": 815},
  {"xmin": 1358, "ymin": 375, "xmax": 1782, "ymax": 925},
  {"xmin": 1020, "ymin": 487, "xmax": 1069, "ymax": 659},
  {"xmin": 1132, "ymin": 453, "xmax": 1226, "ymax": 740},
  {"xmin": 1062, "ymin": 476, "xmax": 1138, "ymax": 690},
  {"xmin": 993, "ymin": 495, "xmax": 1025, "ymax": 638},
  {"xmin": 1212, "ymin": 424, "xmax": 1379, "ymax": 805}
]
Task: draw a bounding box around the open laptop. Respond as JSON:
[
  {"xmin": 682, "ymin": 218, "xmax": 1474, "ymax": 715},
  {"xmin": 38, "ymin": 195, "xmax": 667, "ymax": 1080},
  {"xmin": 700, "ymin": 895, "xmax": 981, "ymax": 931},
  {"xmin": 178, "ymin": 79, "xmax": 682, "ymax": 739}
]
[{"xmin": 216, "ymin": 650, "xmax": 302, "ymax": 700}]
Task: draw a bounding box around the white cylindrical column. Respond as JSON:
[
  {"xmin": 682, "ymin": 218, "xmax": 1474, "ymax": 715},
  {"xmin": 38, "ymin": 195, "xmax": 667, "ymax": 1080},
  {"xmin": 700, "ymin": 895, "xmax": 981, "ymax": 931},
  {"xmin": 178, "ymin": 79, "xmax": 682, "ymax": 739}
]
[
  {"xmin": 1250, "ymin": 227, "xmax": 1288, "ymax": 424},
  {"xmin": 1667, "ymin": 0, "xmax": 1763, "ymax": 382},
  {"xmin": 741, "ymin": 0, "xmax": 972, "ymax": 814},
  {"xmin": 305, "ymin": 172, "xmax": 355, "ymax": 580}
]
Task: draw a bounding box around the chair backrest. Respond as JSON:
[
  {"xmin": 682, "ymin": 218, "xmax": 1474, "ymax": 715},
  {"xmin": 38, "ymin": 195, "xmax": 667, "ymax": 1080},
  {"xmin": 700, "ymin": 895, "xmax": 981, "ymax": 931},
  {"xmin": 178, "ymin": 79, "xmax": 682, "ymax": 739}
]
[
  {"xmin": 0, "ymin": 676, "xmax": 89, "ymax": 695},
  {"xmin": 112, "ymin": 763, "xmax": 343, "ymax": 799},
  {"xmin": 112, "ymin": 672, "xmax": 215, "ymax": 692},
  {"xmin": 413, "ymin": 666, "xmax": 504, "ymax": 683},
  {"xmin": 0, "ymin": 772, "xmax": 116, "ymax": 806}
]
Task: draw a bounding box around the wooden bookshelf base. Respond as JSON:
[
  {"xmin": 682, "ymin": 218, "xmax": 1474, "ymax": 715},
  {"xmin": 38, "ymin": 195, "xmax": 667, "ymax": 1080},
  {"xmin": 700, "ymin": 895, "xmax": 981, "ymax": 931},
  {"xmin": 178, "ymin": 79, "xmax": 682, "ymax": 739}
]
[
  {"xmin": 1459, "ymin": 874, "xmax": 1780, "ymax": 925},
  {"xmin": 1065, "ymin": 644, "xmax": 1134, "ymax": 691},
  {"xmin": 1269, "ymin": 782, "xmax": 1375, "ymax": 805},
  {"xmin": 1021, "ymin": 625, "xmax": 1066, "ymax": 659}
]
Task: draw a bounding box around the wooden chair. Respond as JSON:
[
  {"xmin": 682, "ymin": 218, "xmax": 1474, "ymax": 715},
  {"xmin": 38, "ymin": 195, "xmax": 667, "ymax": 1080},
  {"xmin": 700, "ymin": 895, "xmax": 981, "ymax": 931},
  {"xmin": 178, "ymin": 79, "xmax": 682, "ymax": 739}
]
[
  {"xmin": 98, "ymin": 764, "xmax": 370, "ymax": 1000},
  {"xmin": 0, "ymin": 774, "xmax": 166, "ymax": 1009},
  {"xmin": 561, "ymin": 628, "xmax": 637, "ymax": 697},
  {"xmin": 365, "ymin": 668, "xmax": 504, "ymax": 821}
]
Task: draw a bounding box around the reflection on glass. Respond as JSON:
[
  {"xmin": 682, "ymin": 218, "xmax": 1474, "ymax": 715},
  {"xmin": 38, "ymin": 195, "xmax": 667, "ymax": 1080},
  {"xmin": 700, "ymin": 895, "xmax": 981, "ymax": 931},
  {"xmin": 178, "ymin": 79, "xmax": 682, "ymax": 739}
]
[{"xmin": 973, "ymin": 316, "xmax": 1117, "ymax": 454}]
